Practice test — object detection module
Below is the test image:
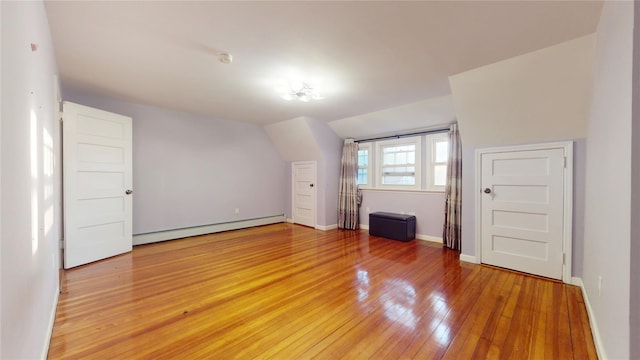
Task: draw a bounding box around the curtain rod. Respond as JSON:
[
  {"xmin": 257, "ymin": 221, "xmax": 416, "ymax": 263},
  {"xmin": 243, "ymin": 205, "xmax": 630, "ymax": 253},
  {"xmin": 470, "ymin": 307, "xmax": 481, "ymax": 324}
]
[{"xmin": 354, "ymin": 127, "xmax": 450, "ymax": 143}]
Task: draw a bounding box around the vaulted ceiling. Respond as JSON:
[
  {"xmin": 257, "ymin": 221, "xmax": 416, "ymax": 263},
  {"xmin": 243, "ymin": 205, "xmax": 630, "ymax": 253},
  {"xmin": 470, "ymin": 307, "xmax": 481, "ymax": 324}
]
[{"xmin": 45, "ymin": 1, "xmax": 603, "ymax": 128}]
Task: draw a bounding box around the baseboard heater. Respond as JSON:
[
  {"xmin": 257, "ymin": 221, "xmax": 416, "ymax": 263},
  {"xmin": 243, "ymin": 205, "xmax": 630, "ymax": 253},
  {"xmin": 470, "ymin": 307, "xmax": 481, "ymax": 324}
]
[
  {"xmin": 369, "ymin": 212, "xmax": 416, "ymax": 242},
  {"xmin": 132, "ymin": 215, "xmax": 285, "ymax": 246}
]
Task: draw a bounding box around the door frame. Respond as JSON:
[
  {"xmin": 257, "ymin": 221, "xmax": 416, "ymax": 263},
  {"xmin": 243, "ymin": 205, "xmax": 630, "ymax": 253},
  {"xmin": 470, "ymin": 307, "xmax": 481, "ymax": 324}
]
[
  {"xmin": 474, "ymin": 141, "xmax": 573, "ymax": 283},
  {"xmin": 291, "ymin": 161, "xmax": 317, "ymax": 228}
]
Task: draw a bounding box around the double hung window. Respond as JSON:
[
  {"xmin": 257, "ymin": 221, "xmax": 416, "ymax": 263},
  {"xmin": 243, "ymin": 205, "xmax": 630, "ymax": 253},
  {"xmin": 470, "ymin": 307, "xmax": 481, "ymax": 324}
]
[
  {"xmin": 377, "ymin": 136, "xmax": 421, "ymax": 190},
  {"xmin": 356, "ymin": 131, "xmax": 449, "ymax": 192}
]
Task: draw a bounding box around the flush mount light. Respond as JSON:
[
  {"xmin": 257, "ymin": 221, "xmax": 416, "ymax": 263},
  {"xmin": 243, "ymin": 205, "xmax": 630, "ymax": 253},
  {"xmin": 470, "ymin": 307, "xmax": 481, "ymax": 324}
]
[{"xmin": 277, "ymin": 81, "xmax": 323, "ymax": 102}]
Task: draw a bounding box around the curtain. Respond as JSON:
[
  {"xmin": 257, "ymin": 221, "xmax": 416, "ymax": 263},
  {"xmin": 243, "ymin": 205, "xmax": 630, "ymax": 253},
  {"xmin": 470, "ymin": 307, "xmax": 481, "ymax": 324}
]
[
  {"xmin": 443, "ymin": 123, "xmax": 462, "ymax": 250},
  {"xmin": 338, "ymin": 139, "xmax": 361, "ymax": 230}
]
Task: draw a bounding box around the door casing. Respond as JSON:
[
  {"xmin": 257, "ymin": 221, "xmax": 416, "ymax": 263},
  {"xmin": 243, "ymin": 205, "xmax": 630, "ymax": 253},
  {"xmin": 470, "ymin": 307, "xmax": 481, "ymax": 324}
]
[
  {"xmin": 291, "ymin": 161, "xmax": 317, "ymax": 228},
  {"xmin": 474, "ymin": 141, "xmax": 573, "ymax": 283}
]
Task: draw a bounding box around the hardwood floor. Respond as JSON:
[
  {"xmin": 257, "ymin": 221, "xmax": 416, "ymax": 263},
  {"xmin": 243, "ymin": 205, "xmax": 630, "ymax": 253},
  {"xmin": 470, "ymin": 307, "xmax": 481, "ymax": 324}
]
[{"xmin": 48, "ymin": 223, "xmax": 597, "ymax": 359}]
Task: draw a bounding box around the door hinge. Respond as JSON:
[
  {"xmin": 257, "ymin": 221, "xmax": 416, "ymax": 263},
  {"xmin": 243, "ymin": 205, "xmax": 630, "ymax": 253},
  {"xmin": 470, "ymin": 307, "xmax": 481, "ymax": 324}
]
[
  {"xmin": 563, "ymin": 253, "xmax": 566, "ymax": 264},
  {"xmin": 563, "ymin": 157, "xmax": 567, "ymax": 168}
]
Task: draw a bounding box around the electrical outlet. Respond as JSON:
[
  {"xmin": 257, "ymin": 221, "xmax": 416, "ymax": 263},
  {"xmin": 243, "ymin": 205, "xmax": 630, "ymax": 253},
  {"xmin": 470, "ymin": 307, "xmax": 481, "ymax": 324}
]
[
  {"xmin": 235, "ymin": 208, "xmax": 240, "ymax": 214},
  {"xmin": 598, "ymin": 276, "xmax": 603, "ymax": 296}
]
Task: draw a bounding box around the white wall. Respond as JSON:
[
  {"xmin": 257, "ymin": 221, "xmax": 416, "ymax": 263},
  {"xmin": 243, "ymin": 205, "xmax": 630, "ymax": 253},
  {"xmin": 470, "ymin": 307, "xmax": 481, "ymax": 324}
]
[
  {"xmin": 1, "ymin": 1, "xmax": 61, "ymax": 358},
  {"xmin": 359, "ymin": 191, "xmax": 445, "ymax": 240},
  {"xmin": 328, "ymin": 95, "xmax": 456, "ymax": 139},
  {"xmin": 63, "ymin": 87, "xmax": 287, "ymax": 235},
  {"xmin": 631, "ymin": 3, "xmax": 640, "ymax": 358},
  {"xmin": 583, "ymin": 2, "xmax": 634, "ymax": 359},
  {"xmin": 450, "ymin": 34, "xmax": 594, "ymax": 148},
  {"xmin": 449, "ymin": 35, "xmax": 595, "ymax": 273},
  {"xmin": 266, "ymin": 117, "xmax": 342, "ymax": 228},
  {"xmin": 307, "ymin": 118, "xmax": 343, "ymax": 227}
]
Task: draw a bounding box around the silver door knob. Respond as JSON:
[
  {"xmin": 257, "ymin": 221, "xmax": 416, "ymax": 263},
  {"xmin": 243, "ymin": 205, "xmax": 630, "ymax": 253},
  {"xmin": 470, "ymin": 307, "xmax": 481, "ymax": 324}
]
[
  {"xmin": 125, "ymin": 189, "xmax": 133, "ymax": 195},
  {"xmin": 483, "ymin": 188, "xmax": 491, "ymax": 194}
]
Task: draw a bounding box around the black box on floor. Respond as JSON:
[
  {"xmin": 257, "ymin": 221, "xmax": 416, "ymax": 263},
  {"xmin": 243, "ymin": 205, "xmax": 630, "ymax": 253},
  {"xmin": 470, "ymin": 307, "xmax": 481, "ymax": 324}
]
[{"xmin": 369, "ymin": 212, "xmax": 416, "ymax": 242}]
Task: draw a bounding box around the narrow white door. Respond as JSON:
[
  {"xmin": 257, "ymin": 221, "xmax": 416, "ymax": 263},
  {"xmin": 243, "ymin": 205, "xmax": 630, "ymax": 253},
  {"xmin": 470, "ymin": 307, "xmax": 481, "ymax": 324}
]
[
  {"xmin": 63, "ymin": 102, "xmax": 133, "ymax": 268},
  {"xmin": 292, "ymin": 161, "xmax": 316, "ymax": 228},
  {"xmin": 481, "ymin": 148, "xmax": 565, "ymax": 279}
]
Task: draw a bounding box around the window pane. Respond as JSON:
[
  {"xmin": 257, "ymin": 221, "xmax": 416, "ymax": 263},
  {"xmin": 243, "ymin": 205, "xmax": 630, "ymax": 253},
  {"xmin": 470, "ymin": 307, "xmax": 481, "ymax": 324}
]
[
  {"xmin": 435, "ymin": 140, "xmax": 449, "ymax": 163},
  {"xmin": 381, "ymin": 142, "xmax": 417, "ymax": 186},
  {"xmin": 434, "ymin": 164, "xmax": 447, "ymax": 186},
  {"xmin": 358, "ymin": 149, "xmax": 368, "ymax": 166},
  {"xmin": 382, "ymin": 175, "xmax": 415, "ymax": 185},
  {"xmin": 357, "ymin": 169, "xmax": 368, "ymax": 185},
  {"xmin": 384, "ymin": 153, "xmax": 395, "ymax": 164}
]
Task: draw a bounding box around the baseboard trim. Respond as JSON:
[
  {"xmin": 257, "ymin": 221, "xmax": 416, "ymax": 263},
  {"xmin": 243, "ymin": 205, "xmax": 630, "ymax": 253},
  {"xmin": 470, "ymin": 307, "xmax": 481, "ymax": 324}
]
[
  {"xmin": 316, "ymin": 224, "xmax": 338, "ymax": 231},
  {"xmin": 459, "ymin": 254, "xmax": 478, "ymax": 263},
  {"xmin": 133, "ymin": 215, "xmax": 285, "ymax": 245},
  {"xmin": 42, "ymin": 285, "xmax": 60, "ymax": 359},
  {"xmin": 358, "ymin": 224, "xmax": 441, "ymax": 243},
  {"xmin": 416, "ymin": 234, "xmax": 443, "ymax": 243},
  {"xmin": 571, "ymin": 277, "xmax": 606, "ymax": 360},
  {"xmin": 286, "ymin": 218, "xmax": 294, "ymax": 224}
]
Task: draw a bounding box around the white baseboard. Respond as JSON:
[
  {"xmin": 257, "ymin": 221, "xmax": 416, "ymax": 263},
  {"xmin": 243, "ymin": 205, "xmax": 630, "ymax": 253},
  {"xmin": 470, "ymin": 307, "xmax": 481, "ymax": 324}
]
[
  {"xmin": 286, "ymin": 218, "xmax": 294, "ymax": 223},
  {"xmin": 416, "ymin": 234, "xmax": 442, "ymax": 243},
  {"xmin": 133, "ymin": 215, "xmax": 285, "ymax": 245},
  {"xmin": 571, "ymin": 277, "xmax": 606, "ymax": 360},
  {"xmin": 42, "ymin": 286, "xmax": 60, "ymax": 359},
  {"xmin": 358, "ymin": 224, "xmax": 441, "ymax": 243},
  {"xmin": 316, "ymin": 224, "xmax": 338, "ymax": 231},
  {"xmin": 459, "ymin": 254, "xmax": 478, "ymax": 263}
]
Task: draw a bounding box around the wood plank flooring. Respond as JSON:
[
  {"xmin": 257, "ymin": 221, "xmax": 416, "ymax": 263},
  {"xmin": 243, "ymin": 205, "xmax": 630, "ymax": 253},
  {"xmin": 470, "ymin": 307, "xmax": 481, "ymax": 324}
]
[{"xmin": 48, "ymin": 223, "xmax": 597, "ymax": 359}]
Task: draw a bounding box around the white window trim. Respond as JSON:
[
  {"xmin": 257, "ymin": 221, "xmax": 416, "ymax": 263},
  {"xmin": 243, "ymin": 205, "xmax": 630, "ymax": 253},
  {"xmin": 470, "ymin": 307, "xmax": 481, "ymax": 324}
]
[
  {"xmin": 425, "ymin": 133, "xmax": 449, "ymax": 192},
  {"xmin": 375, "ymin": 136, "xmax": 422, "ymax": 191},
  {"xmin": 357, "ymin": 143, "xmax": 373, "ymax": 189}
]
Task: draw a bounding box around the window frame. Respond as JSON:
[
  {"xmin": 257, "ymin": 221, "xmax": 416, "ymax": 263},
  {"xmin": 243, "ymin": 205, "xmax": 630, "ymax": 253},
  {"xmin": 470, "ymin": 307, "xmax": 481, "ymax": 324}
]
[
  {"xmin": 425, "ymin": 132, "xmax": 449, "ymax": 192},
  {"xmin": 375, "ymin": 136, "xmax": 422, "ymax": 191},
  {"xmin": 356, "ymin": 143, "xmax": 372, "ymax": 189}
]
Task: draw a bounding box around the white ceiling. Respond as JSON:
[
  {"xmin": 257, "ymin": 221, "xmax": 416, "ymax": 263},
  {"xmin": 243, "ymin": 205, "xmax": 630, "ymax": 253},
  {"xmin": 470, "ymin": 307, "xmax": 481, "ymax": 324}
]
[{"xmin": 44, "ymin": 1, "xmax": 603, "ymax": 127}]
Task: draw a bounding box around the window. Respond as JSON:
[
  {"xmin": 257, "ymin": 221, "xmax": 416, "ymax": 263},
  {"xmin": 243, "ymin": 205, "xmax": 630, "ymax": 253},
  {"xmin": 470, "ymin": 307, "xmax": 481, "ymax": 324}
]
[
  {"xmin": 376, "ymin": 136, "xmax": 422, "ymax": 190},
  {"xmin": 426, "ymin": 133, "xmax": 449, "ymax": 191},
  {"xmin": 356, "ymin": 144, "xmax": 371, "ymax": 187},
  {"xmin": 355, "ymin": 131, "xmax": 449, "ymax": 192},
  {"xmin": 358, "ymin": 132, "xmax": 449, "ymax": 192}
]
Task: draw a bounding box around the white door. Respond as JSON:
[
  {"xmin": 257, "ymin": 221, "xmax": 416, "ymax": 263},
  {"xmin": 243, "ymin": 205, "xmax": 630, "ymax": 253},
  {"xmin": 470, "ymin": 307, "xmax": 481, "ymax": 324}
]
[
  {"xmin": 480, "ymin": 147, "xmax": 566, "ymax": 279},
  {"xmin": 292, "ymin": 161, "xmax": 316, "ymax": 228},
  {"xmin": 63, "ymin": 102, "xmax": 133, "ymax": 268}
]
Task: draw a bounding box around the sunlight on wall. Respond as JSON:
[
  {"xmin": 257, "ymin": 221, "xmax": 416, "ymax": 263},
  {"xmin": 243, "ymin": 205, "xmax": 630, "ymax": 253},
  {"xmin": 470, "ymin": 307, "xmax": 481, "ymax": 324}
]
[
  {"xmin": 31, "ymin": 109, "xmax": 40, "ymax": 255},
  {"xmin": 43, "ymin": 128, "xmax": 54, "ymax": 237}
]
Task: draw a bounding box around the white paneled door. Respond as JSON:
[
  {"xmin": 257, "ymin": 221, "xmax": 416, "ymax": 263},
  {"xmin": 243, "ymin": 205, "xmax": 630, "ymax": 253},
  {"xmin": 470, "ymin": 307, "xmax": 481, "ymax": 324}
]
[
  {"xmin": 480, "ymin": 146, "xmax": 567, "ymax": 280},
  {"xmin": 292, "ymin": 161, "xmax": 316, "ymax": 228},
  {"xmin": 63, "ymin": 102, "xmax": 133, "ymax": 269}
]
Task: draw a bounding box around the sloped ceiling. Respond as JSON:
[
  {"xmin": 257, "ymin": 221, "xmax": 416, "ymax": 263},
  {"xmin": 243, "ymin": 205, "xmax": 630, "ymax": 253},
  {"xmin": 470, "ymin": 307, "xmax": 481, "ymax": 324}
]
[{"xmin": 44, "ymin": 1, "xmax": 603, "ymax": 130}]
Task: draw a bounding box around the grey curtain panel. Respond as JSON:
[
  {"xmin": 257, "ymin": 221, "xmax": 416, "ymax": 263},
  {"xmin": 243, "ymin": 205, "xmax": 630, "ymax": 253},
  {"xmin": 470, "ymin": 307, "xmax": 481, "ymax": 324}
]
[
  {"xmin": 443, "ymin": 123, "xmax": 462, "ymax": 250},
  {"xmin": 338, "ymin": 139, "xmax": 362, "ymax": 230}
]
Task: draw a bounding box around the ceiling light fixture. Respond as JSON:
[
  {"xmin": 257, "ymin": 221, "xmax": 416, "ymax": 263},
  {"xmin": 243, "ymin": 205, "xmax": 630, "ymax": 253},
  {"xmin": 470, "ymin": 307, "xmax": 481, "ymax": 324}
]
[{"xmin": 278, "ymin": 81, "xmax": 323, "ymax": 102}]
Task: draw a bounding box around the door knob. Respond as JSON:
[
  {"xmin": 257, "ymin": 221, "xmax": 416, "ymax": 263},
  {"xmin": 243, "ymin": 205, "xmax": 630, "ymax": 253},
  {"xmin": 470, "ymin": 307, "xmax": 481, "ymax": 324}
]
[
  {"xmin": 483, "ymin": 188, "xmax": 491, "ymax": 194},
  {"xmin": 125, "ymin": 189, "xmax": 133, "ymax": 195},
  {"xmin": 309, "ymin": 184, "xmax": 314, "ymax": 188}
]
